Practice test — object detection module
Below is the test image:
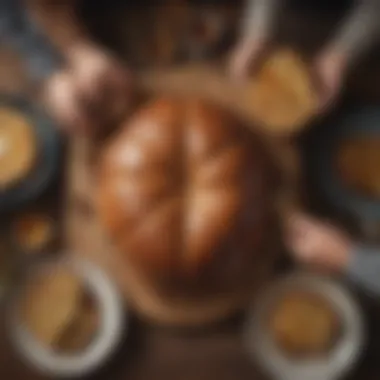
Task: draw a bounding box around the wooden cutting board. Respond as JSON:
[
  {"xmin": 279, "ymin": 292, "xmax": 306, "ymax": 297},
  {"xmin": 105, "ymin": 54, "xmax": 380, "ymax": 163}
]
[{"xmin": 65, "ymin": 63, "xmax": 300, "ymax": 326}]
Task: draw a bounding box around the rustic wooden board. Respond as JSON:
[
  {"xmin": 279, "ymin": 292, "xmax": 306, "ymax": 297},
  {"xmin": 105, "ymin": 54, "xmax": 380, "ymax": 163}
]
[{"xmin": 64, "ymin": 63, "xmax": 299, "ymax": 326}]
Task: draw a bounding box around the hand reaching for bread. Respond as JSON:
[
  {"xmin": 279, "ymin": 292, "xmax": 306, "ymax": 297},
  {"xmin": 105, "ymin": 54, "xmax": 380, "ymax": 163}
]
[
  {"xmin": 285, "ymin": 212, "xmax": 352, "ymax": 273},
  {"xmin": 229, "ymin": 36, "xmax": 266, "ymax": 80},
  {"xmin": 313, "ymin": 50, "xmax": 347, "ymax": 112},
  {"xmin": 43, "ymin": 44, "xmax": 132, "ymax": 134},
  {"xmin": 230, "ymin": 0, "xmax": 380, "ymax": 115}
]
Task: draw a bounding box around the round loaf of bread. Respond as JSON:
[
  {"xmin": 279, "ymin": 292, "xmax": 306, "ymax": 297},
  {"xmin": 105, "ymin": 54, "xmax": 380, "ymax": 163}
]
[{"xmin": 96, "ymin": 98, "xmax": 278, "ymax": 319}]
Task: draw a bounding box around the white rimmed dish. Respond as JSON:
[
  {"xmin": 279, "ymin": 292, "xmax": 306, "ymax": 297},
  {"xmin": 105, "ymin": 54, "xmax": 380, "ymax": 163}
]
[
  {"xmin": 244, "ymin": 272, "xmax": 365, "ymax": 380},
  {"xmin": 7, "ymin": 256, "xmax": 126, "ymax": 378}
]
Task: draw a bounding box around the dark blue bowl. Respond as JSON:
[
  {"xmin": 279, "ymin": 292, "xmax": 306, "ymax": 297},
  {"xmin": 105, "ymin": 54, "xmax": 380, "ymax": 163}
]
[
  {"xmin": 310, "ymin": 105, "xmax": 380, "ymax": 222},
  {"xmin": 0, "ymin": 96, "xmax": 61, "ymax": 212}
]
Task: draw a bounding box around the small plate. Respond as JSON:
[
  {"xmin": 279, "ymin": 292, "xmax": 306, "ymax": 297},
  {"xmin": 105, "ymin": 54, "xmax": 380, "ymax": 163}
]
[
  {"xmin": 8, "ymin": 256, "xmax": 126, "ymax": 378},
  {"xmin": 244, "ymin": 273, "xmax": 365, "ymax": 380},
  {"xmin": 0, "ymin": 96, "xmax": 61, "ymax": 212},
  {"xmin": 308, "ymin": 105, "xmax": 380, "ymax": 223}
]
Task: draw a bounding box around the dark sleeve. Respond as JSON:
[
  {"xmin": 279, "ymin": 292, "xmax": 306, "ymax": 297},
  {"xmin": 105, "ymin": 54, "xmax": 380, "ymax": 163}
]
[
  {"xmin": 0, "ymin": 0, "xmax": 62, "ymax": 81},
  {"xmin": 346, "ymin": 245, "xmax": 380, "ymax": 297},
  {"xmin": 327, "ymin": 0, "xmax": 380, "ymax": 65},
  {"xmin": 239, "ymin": 0, "xmax": 285, "ymax": 41}
]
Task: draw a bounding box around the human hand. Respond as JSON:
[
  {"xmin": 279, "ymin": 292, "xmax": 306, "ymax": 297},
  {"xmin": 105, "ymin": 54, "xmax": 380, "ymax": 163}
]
[
  {"xmin": 313, "ymin": 50, "xmax": 348, "ymax": 113},
  {"xmin": 285, "ymin": 212, "xmax": 353, "ymax": 273},
  {"xmin": 228, "ymin": 0, "xmax": 283, "ymax": 80},
  {"xmin": 43, "ymin": 43, "xmax": 132, "ymax": 134},
  {"xmin": 313, "ymin": 0, "xmax": 380, "ymax": 113},
  {"xmin": 228, "ymin": 36, "xmax": 267, "ymax": 80}
]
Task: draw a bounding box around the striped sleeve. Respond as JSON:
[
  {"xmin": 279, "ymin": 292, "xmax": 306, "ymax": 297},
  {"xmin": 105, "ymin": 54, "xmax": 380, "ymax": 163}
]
[
  {"xmin": 346, "ymin": 244, "xmax": 380, "ymax": 297},
  {"xmin": 0, "ymin": 0, "xmax": 62, "ymax": 81}
]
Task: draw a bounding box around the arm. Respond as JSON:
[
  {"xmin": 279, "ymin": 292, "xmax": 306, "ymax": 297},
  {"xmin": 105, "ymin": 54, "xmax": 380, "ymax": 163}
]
[
  {"xmin": 346, "ymin": 245, "xmax": 380, "ymax": 297},
  {"xmin": 28, "ymin": 0, "xmax": 132, "ymax": 134},
  {"xmin": 1, "ymin": 0, "xmax": 130, "ymax": 134},
  {"xmin": 314, "ymin": 0, "xmax": 380, "ymax": 111},
  {"xmin": 320, "ymin": 0, "xmax": 380, "ymax": 69},
  {"xmin": 26, "ymin": 0, "xmax": 91, "ymax": 56},
  {"xmin": 0, "ymin": 0, "xmax": 61, "ymax": 81},
  {"xmin": 239, "ymin": 0, "xmax": 285, "ymax": 43},
  {"xmin": 230, "ymin": 0, "xmax": 285, "ymax": 78},
  {"xmin": 285, "ymin": 212, "xmax": 380, "ymax": 297}
]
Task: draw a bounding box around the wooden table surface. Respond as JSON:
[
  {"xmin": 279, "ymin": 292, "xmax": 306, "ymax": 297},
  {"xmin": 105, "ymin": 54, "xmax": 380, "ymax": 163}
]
[{"xmin": 2, "ymin": 5, "xmax": 380, "ymax": 380}]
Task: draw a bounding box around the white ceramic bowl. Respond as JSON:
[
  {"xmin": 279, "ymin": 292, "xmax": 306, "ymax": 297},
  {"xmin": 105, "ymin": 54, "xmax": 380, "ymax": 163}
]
[
  {"xmin": 7, "ymin": 256, "xmax": 126, "ymax": 378},
  {"xmin": 244, "ymin": 273, "xmax": 365, "ymax": 380}
]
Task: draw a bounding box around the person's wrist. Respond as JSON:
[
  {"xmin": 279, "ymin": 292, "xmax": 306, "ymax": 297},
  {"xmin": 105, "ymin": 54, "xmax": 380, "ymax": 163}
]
[
  {"xmin": 317, "ymin": 47, "xmax": 349, "ymax": 72},
  {"xmin": 230, "ymin": 34, "xmax": 267, "ymax": 76},
  {"xmin": 319, "ymin": 239, "xmax": 352, "ymax": 274},
  {"xmin": 318, "ymin": 227, "xmax": 353, "ymax": 274},
  {"xmin": 240, "ymin": 34, "xmax": 267, "ymax": 52},
  {"xmin": 337, "ymin": 240, "xmax": 354, "ymax": 272},
  {"xmin": 319, "ymin": 42, "xmax": 353, "ymax": 73},
  {"xmin": 37, "ymin": 69, "xmax": 68, "ymax": 113},
  {"xmin": 313, "ymin": 47, "xmax": 349, "ymax": 111},
  {"xmin": 64, "ymin": 40, "xmax": 102, "ymax": 65}
]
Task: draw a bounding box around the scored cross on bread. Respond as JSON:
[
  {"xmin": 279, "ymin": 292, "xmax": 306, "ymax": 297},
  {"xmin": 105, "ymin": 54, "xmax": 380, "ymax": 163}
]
[{"xmin": 96, "ymin": 98, "xmax": 275, "ymax": 295}]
